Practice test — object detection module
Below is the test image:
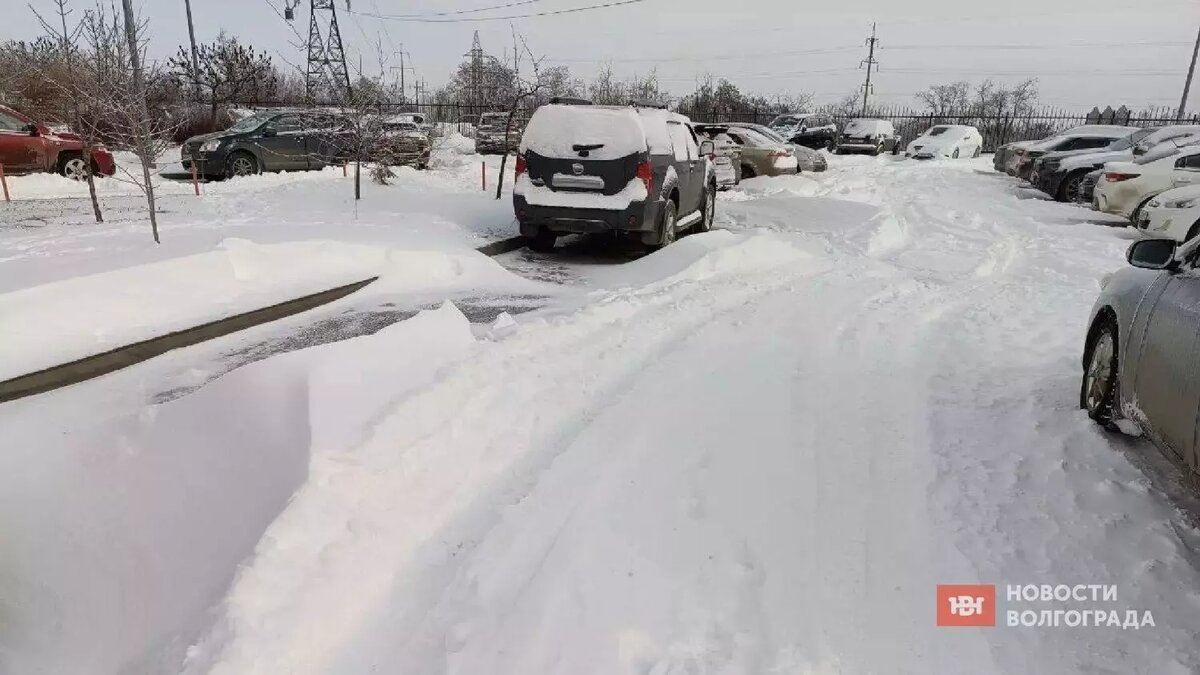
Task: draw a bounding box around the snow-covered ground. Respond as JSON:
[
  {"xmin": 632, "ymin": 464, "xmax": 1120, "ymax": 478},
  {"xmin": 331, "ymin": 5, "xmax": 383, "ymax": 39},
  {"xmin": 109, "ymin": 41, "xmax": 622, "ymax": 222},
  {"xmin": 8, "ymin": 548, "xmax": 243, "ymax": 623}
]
[{"xmin": 3, "ymin": 151, "xmax": 1200, "ymax": 675}]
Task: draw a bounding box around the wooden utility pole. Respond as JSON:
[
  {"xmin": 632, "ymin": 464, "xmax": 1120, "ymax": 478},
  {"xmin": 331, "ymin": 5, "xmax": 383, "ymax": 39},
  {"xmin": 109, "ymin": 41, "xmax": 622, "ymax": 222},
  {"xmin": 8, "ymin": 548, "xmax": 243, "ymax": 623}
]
[
  {"xmin": 1180, "ymin": 23, "xmax": 1200, "ymax": 121},
  {"xmin": 183, "ymin": 0, "xmax": 201, "ymax": 102},
  {"xmin": 860, "ymin": 22, "xmax": 879, "ymax": 117}
]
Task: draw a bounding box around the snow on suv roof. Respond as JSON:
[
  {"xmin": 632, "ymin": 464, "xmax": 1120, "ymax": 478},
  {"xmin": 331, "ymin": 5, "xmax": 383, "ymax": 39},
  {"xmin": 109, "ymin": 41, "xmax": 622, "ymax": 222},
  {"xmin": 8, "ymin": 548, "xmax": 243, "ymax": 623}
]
[{"xmin": 520, "ymin": 104, "xmax": 686, "ymax": 160}]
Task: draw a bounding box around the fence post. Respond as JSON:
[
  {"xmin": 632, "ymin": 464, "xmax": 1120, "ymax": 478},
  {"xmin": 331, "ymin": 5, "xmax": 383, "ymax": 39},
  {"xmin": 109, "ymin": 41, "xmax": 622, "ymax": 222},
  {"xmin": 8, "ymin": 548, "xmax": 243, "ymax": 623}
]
[
  {"xmin": 481, "ymin": 161, "xmax": 486, "ymax": 191},
  {"xmin": 0, "ymin": 163, "xmax": 9, "ymax": 202}
]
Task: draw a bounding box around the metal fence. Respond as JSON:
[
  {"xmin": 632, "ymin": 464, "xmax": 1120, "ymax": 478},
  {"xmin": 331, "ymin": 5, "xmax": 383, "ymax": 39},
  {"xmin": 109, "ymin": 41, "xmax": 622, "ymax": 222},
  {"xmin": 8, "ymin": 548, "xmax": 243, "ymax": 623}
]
[
  {"xmin": 233, "ymin": 100, "xmax": 1199, "ymax": 151},
  {"xmin": 673, "ymin": 103, "xmax": 1200, "ymax": 152}
]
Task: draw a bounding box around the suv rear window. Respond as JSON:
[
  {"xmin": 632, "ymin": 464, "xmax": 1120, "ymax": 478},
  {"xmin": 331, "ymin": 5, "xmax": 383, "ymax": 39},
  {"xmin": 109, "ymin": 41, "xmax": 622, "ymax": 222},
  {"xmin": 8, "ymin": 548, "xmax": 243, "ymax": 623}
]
[{"xmin": 520, "ymin": 105, "xmax": 648, "ymax": 161}]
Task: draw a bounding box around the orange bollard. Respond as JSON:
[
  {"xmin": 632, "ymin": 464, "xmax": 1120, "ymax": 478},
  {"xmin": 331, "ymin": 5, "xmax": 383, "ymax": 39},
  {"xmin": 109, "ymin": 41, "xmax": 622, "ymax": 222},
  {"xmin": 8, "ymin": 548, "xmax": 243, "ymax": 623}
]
[
  {"xmin": 0, "ymin": 163, "xmax": 9, "ymax": 202},
  {"xmin": 481, "ymin": 161, "xmax": 486, "ymax": 191},
  {"xmin": 191, "ymin": 161, "xmax": 200, "ymax": 196}
]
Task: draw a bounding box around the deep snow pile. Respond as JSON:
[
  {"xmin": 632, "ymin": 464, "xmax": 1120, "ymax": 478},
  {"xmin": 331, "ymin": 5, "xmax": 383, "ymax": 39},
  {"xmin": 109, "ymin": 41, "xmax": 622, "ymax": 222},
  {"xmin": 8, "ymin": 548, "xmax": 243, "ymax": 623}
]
[{"xmin": 4, "ymin": 153, "xmax": 1200, "ymax": 675}]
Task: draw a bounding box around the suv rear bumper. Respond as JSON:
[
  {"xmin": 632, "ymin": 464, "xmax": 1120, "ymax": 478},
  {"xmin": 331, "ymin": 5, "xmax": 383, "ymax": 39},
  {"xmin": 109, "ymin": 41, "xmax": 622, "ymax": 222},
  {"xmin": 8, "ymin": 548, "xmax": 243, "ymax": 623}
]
[{"xmin": 514, "ymin": 195, "xmax": 662, "ymax": 236}]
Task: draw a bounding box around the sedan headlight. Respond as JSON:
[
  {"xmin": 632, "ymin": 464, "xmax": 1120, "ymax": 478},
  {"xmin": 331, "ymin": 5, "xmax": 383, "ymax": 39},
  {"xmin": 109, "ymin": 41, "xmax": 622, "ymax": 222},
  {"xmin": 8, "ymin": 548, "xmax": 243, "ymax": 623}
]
[
  {"xmin": 199, "ymin": 139, "xmax": 223, "ymax": 152},
  {"xmin": 1164, "ymin": 197, "xmax": 1198, "ymax": 209}
]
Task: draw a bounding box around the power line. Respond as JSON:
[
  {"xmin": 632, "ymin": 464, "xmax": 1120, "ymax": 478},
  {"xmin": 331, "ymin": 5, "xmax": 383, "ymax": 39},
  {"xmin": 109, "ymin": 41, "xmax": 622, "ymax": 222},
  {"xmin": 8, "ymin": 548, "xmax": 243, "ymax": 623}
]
[
  {"xmin": 546, "ymin": 45, "xmax": 860, "ymax": 64},
  {"xmin": 346, "ymin": 0, "xmax": 646, "ymax": 23},
  {"xmin": 883, "ymin": 40, "xmax": 1193, "ymax": 51},
  {"xmin": 359, "ymin": 0, "xmax": 544, "ymax": 18}
]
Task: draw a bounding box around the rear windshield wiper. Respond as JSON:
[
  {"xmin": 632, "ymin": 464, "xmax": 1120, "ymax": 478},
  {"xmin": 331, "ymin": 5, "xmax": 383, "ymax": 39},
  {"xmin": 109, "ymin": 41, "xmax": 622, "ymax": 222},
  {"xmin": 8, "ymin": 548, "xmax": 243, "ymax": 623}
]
[{"xmin": 572, "ymin": 143, "xmax": 604, "ymax": 156}]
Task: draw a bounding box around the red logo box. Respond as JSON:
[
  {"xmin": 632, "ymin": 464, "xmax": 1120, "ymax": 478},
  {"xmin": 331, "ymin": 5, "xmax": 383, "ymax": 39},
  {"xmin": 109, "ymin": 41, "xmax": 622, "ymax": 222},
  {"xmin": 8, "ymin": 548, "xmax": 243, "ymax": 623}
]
[{"xmin": 937, "ymin": 584, "xmax": 996, "ymax": 627}]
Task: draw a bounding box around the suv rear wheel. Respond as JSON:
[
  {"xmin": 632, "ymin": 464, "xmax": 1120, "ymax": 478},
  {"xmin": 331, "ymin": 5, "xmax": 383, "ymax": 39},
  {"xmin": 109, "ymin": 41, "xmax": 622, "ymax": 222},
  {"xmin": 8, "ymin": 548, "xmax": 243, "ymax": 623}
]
[
  {"xmin": 694, "ymin": 185, "xmax": 715, "ymax": 234},
  {"xmin": 527, "ymin": 227, "xmax": 557, "ymax": 252},
  {"xmin": 647, "ymin": 199, "xmax": 678, "ymax": 250}
]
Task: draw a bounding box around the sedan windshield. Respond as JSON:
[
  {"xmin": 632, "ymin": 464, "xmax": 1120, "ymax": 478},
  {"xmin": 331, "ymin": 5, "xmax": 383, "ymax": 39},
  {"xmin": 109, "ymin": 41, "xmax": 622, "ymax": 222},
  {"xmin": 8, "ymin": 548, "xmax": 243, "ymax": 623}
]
[
  {"xmin": 227, "ymin": 113, "xmax": 272, "ymax": 134},
  {"xmin": 927, "ymin": 126, "xmax": 950, "ymax": 137}
]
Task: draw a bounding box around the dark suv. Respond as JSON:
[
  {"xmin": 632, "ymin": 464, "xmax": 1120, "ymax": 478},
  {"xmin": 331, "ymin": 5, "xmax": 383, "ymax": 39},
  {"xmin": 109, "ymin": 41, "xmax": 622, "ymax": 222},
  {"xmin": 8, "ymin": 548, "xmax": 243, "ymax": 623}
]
[
  {"xmin": 513, "ymin": 103, "xmax": 716, "ymax": 251},
  {"xmin": 767, "ymin": 112, "xmax": 839, "ymax": 150},
  {"xmin": 182, "ymin": 110, "xmax": 353, "ymax": 178}
]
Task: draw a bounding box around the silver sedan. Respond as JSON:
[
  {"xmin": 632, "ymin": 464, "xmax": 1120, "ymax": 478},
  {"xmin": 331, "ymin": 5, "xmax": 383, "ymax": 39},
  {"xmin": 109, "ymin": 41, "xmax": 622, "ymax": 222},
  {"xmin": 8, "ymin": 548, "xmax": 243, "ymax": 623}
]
[
  {"xmin": 724, "ymin": 122, "xmax": 827, "ymax": 172},
  {"xmin": 1082, "ymin": 235, "xmax": 1200, "ymax": 476}
]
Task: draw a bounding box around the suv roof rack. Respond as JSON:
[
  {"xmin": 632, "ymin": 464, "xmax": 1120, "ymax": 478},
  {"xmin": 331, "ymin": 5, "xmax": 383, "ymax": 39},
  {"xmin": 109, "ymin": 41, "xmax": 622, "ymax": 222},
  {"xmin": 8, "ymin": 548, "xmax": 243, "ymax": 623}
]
[
  {"xmin": 550, "ymin": 96, "xmax": 593, "ymax": 105},
  {"xmin": 628, "ymin": 99, "xmax": 667, "ymax": 109}
]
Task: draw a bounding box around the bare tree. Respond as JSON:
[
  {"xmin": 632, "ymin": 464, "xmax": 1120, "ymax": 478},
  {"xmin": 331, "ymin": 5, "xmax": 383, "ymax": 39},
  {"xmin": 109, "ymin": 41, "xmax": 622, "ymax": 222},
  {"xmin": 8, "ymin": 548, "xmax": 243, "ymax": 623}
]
[
  {"xmin": 494, "ymin": 29, "xmax": 548, "ymax": 199},
  {"xmin": 30, "ymin": 0, "xmax": 104, "ymax": 223},
  {"xmin": 916, "ymin": 81, "xmax": 970, "ymax": 118},
  {"xmin": 168, "ymin": 33, "xmax": 276, "ymax": 126},
  {"xmin": 79, "ymin": 2, "xmax": 176, "ymax": 243}
]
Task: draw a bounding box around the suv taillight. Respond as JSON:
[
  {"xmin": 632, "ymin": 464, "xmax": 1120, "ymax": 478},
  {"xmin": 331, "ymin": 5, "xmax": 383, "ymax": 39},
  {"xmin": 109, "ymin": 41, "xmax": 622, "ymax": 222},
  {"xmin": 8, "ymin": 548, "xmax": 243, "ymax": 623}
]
[
  {"xmin": 636, "ymin": 160, "xmax": 652, "ymax": 192},
  {"xmin": 1105, "ymin": 171, "xmax": 1138, "ymax": 182},
  {"xmin": 770, "ymin": 150, "xmax": 790, "ymax": 158},
  {"xmin": 515, "ymin": 154, "xmax": 527, "ymax": 176}
]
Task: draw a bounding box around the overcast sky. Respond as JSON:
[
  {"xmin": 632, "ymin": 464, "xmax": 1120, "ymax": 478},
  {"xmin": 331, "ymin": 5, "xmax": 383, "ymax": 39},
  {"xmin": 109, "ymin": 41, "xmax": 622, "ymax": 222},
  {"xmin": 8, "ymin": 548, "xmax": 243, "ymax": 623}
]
[{"xmin": 2, "ymin": 0, "xmax": 1197, "ymax": 112}]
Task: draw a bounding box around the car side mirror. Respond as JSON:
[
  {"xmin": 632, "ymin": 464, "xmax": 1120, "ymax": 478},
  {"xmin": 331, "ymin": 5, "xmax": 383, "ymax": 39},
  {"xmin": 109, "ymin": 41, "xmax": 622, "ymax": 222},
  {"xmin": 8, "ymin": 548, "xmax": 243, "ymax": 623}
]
[
  {"xmin": 1127, "ymin": 238, "xmax": 1178, "ymax": 270},
  {"xmin": 24, "ymin": 122, "xmax": 38, "ymax": 137},
  {"xmin": 699, "ymin": 140, "xmax": 714, "ymax": 156},
  {"xmin": 261, "ymin": 127, "xmax": 277, "ymax": 137}
]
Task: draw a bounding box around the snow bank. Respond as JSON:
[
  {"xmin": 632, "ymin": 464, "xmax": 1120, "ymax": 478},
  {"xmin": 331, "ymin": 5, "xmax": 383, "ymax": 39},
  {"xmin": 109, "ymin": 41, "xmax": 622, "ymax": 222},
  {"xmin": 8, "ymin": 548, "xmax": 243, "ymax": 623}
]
[
  {"xmin": 0, "ymin": 302, "xmax": 476, "ymax": 675},
  {"xmin": 0, "ymin": 239, "xmax": 388, "ymax": 380}
]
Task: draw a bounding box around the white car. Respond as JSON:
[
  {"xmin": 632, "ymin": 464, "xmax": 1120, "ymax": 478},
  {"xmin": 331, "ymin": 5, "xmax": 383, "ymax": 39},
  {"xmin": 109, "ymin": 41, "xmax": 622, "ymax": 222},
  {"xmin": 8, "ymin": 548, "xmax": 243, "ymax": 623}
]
[
  {"xmin": 1095, "ymin": 142, "xmax": 1200, "ymax": 220},
  {"xmin": 906, "ymin": 125, "xmax": 983, "ymax": 159},
  {"xmin": 1136, "ymin": 184, "xmax": 1200, "ymax": 242}
]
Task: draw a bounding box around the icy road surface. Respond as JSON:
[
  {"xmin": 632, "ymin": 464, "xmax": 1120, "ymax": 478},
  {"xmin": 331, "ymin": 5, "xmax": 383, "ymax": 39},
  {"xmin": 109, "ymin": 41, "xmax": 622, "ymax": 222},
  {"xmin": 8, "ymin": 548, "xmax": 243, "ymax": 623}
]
[
  {"xmin": 6, "ymin": 154, "xmax": 1200, "ymax": 675},
  {"xmin": 175, "ymin": 157, "xmax": 1200, "ymax": 675}
]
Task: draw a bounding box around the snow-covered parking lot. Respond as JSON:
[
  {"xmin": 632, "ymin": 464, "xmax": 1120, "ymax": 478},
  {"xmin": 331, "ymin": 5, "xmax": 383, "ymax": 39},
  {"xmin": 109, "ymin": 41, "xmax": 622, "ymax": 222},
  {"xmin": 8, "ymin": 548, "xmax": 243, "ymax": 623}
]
[{"xmin": 3, "ymin": 146, "xmax": 1200, "ymax": 674}]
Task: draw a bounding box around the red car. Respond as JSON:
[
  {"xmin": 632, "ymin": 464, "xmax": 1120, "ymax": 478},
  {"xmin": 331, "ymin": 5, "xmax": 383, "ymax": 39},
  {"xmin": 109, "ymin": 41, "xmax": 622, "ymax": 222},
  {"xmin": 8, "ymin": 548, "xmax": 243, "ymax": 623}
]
[{"xmin": 0, "ymin": 104, "xmax": 116, "ymax": 179}]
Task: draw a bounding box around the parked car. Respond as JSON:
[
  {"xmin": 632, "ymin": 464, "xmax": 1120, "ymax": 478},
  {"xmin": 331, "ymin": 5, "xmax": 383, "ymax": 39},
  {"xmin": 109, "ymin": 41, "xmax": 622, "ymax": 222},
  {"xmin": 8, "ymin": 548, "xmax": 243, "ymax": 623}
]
[
  {"xmin": 724, "ymin": 122, "xmax": 826, "ymax": 172},
  {"xmin": 0, "ymin": 103, "xmax": 115, "ymax": 179},
  {"xmin": 994, "ymin": 140, "xmax": 1035, "ymax": 173},
  {"xmin": 1004, "ymin": 125, "xmax": 1136, "ymax": 176},
  {"xmin": 513, "ymin": 103, "xmax": 717, "ymax": 251},
  {"xmin": 692, "ymin": 124, "xmax": 742, "ymax": 189},
  {"xmin": 182, "ymin": 109, "xmax": 353, "ymax": 178},
  {"xmin": 475, "ymin": 112, "xmax": 526, "ymax": 154},
  {"xmin": 1081, "ymin": 235, "xmax": 1200, "ymax": 479},
  {"xmin": 835, "ymin": 118, "xmax": 900, "ymax": 155},
  {"xmin": 1077, "ymin": 168, "xmax": 1104, "ymax": 205},
  {"xmin": 723, "ymin": 126, "xmax": 800, "ymax": 178},
  {"xmin": 905, "ymin": 125, "xmax": 983, "ymax": 159},
  {"xmin": 372, "ymin": 118, "xmax": 431, "ymax": 169},
  {"xmin": 1032, "ymin": 128, "xmax": 1158, "ymax": 202},
  {"xmin": 1094, "ymin": 141, "xmax": 1200, "ymax": 220},
  {"xmin": 767, "ymin": 112, "xmax": 838, "ymax": 150},
  {"xmin": 1134, "ymin": 185, "xmax": 1200, "ymax": 241},
  {"xmin": 1015, "ymin": 127, "xmax": 1134, "ymax": 181}
]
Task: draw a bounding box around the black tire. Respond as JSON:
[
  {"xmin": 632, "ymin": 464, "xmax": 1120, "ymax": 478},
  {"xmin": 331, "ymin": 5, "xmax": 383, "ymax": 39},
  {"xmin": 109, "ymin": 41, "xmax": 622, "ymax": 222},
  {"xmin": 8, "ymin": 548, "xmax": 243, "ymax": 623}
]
[
  {"xmin": 1185, "ymin": 221, "xmax": 1200, "ymax": 243},
  {"xmin": 740, "ymin": 164, "xmax": 756, "ymax": 179},
  {"xmin": 892, "ymin": 143, "xmax": 900, "ymax": 156},
  {"xmin": 57, "ymin": 152, "xmax": 89, "ymax": 180},
  {"xmin": 952, "ymin": 148, "xmax": 961, "ymax": 159},
  {"xmin": 832, "ymin": 147, "xmax": 842, "ymax": 155},
  {"xmin": 870, "ymin": 144, "xmax": 881, "ymax": 157},
  {"xmin": 693, "ymin": 184, "xmax": 715, "ymax": 234},
  {"xmin": 1057, "ymin": 170, "xmax": 1088, "ymax": 203},
  {"xmin": 972, "ymin": 146, "xmax": 982, "ymax": 158},
  {"xmin": 1130, "ymin": 195, "xmax": 1156, "ymax": 224},
  {"xmin": 526, "ymin": 228, "xmax": 557, "ymax": 252},
  {"xmin": 648, "ymin": 199, "xmax": 678, "ymax": 251},
  {"xmin": 1080, "ymin": 316, "xmax": 1119, "ymax": 426},
  {"xmin": 225, "ymin": 151, "xmax": 259, "ymax": 178}
]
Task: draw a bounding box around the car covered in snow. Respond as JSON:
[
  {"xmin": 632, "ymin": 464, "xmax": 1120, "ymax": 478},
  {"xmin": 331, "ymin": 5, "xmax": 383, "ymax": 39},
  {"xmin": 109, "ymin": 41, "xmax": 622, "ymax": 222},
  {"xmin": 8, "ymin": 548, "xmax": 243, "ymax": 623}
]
[
  {"xmin": 722, "ymin": 126, "xmax": 800, "ymax": 178},
  {"xmin": 1038, "ymin": 126, "xmax": 1200, "ymax": 202},
  {"xmin": 1082, "ymin": 234, "xmax": 1200, "ymax": 479},
  {"xmin": 370, "ymin": 118, "xmax": 431, "ymax": 169},
  {"xmin": 905, "ymin": 125, "xmax": 983, "ymax": 159},
  {"xmin": 834, "ymin": 118, "xmax": 900, "ymax": 155},
  {"xmin": 692, "ymin": 124, "xmax": 742, "ymax": 189},
  {"xmin": 993, "ymin": 139, "xmax": 1035, "ymax": 172},
  {"xmin": 475, "ymin": 112, "xmax": 526, "ymax": 155},
  {"xmin": 513, "ymin": 103, "xmax": 717, "ymax": 251},
  {"xmin": 1094, "ymin": 141, "xmax": 1200, "ymax": 220},
  {"xmin": 182, "ymin": 109, "xmax": 354, "ymax": 178},
  {"xmin": 1002, "ymin": 124, "xmax": 1136, "ymax": 176},
  {"xmin": 723, "ymin": 122, "xmax": 826, "ymax": 172},
  {"xmin": 1015, "ymin": 127, "xmax": 1134, "ymax": 181},
  {"xmin": 1134, "ymin": 184, "xmax": 1200, "ymax": 242},
  {"xmin": 766, "ymin": 112, "xmax": 838, "ymax": 150},
  {"xmin": 0, "ymin": 103, "xmax": 116, "ymax": 179}
]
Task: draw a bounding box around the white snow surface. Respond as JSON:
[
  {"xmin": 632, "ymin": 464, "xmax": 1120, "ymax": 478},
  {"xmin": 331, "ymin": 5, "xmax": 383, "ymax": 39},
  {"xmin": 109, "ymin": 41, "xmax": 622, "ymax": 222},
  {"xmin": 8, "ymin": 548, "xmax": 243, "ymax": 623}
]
[
  {"xmin": 515, "ymin": 174, "xmax": 648, "ymax": 209},
  {"xmin": 4, "ymin": 152, "xmax": 1200, "ymax": 675},
  {"xmin": 519, "ymin": 105, "xmax": 648, "ymax": 161}
]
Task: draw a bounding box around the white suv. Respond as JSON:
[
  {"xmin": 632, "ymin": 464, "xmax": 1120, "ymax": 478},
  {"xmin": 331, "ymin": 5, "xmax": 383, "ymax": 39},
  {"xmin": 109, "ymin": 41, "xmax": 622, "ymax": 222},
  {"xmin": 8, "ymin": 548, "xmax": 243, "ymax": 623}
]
[
  {"xmin": 1095, "ymin": 142, "xmax": 1200, "ymax": 220},
  {"xmin": 1136, "ymin": 184, "xmax": 1200, "ymax": 242}
]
